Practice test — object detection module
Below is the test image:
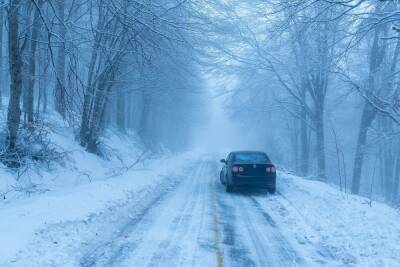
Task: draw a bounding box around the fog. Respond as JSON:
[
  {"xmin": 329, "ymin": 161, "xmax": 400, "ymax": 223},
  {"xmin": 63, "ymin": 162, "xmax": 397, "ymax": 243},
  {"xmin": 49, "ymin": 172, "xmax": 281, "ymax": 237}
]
[
  {"xmin": 1, "ymin": 1, "xmax": 400, "ymax": 265},
  {"xmin": 0, "ymin": 0, "xmax": 400, "ymax": 205},
  {"xmin": 192, "ymin": 0, "xmax": 400, "ymax": 204},
  {"xmin": 191, "ymin": 74, "xmax": 263, "ymax": 154}
]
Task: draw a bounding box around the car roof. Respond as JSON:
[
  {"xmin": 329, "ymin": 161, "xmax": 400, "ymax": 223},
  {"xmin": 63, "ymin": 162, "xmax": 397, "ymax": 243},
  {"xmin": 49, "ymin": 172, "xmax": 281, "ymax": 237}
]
[{"xmin": 231, "ymin": 150, "xmax": 266, "ymax": 155}]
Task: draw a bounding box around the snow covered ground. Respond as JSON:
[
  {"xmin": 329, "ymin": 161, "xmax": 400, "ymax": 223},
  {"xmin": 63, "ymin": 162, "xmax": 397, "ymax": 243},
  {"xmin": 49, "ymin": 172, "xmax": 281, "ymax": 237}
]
[
  {"xmin": 0, "ymin": 118, "xmax": 198, "ymax": 266},
  {"xmin": 272, "ymin": 173, "xmax": 400, "ymax": 266},
  {"xmin": 0, "ymin": 152, "xmax": 196, "ymax": 265},
  {"xmin": 1, "ymin": 147, "xmax": 400, "ymax": 266}
]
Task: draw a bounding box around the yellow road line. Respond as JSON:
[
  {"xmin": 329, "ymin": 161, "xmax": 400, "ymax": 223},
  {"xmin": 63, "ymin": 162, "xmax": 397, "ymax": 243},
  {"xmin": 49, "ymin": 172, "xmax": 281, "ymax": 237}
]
[{"xmin": 212, "ymin": 179, "xmax": 224, "ymax": 267}]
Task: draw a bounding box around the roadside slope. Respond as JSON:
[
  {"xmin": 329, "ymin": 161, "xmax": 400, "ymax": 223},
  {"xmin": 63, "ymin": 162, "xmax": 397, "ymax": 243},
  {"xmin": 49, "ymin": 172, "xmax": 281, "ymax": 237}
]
[
  {"xmin": 259, "ymin": 172, "xmax": 400, "ymax": 266},
  {"xmin": 0, "ymin": 146, "xmax": 198, "ymax": 266}
]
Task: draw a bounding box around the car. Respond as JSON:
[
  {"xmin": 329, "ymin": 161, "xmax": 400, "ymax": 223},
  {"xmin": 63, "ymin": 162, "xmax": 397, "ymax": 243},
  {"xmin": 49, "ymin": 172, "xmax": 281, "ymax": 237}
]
[{"xmin": 219, "ymin": 151, "xmax": 276, "ymax": 193}]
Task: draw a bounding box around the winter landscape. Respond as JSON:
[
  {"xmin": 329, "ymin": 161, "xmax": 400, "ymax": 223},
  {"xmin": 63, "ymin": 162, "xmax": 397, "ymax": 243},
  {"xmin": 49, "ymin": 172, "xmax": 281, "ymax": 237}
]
[{"xmin": 1, "ymin": 0, "xmax": 400, "ymax": 266}]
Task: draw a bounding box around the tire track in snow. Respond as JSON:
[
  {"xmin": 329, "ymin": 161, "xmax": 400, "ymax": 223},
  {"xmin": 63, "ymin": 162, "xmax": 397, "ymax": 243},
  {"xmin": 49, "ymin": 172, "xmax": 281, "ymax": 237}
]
[
  {"xmin": 275, "ymin": 190, "xmax": 337, "ymax": 262},
  {"xmin": 144, "ymin": 162, "xmax": 207, "ymax": 266},
  {"xmin": 233, "ymin": 193, "xmax": 293, "ymax": 266},
  {"xmin": 250, "ymin": 189, "xmax": 337, "ymax": 265},
  {"xmin": 212, "ymin": 176, "xmax": 224, "ymax": 267},
  {"xmin": 116, "ymin": 160, "xmax": 217, "ymax": 267},
  {"xmin": 186, "ymin": 161, "xmax": 213, "ymax": 267},
  {"xmin": 79, "ymin": 178, "xmax": 180, "ymax": 267},
  {"xmin": 216, "ymin": 186, "xmax": 257, "ymax": 267},
  {"xmin": 245, "ymin": 193, "xmax": 305, "ymax": 266},
  {"xmin": 216, "ymin": 185, "xmax": 307, "ymax": 267}
]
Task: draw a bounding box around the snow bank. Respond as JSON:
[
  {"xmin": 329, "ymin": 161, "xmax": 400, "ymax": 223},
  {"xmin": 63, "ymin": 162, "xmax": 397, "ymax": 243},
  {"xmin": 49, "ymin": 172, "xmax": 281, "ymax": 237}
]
[
  {"xmin": 0, "ymin": 117, "xmax": 198, "ymax": 265},
  {"xmin": 273, "ymin": 172, "xmax": 400, "ymax": 266}
]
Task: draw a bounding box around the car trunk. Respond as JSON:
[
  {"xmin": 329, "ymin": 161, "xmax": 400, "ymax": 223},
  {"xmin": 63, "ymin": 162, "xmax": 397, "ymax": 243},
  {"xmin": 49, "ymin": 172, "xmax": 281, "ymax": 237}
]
[
  {"xmin": 232, "ymin": 163, "xmax": 275, "ymax": 187},
  {"xmin": 234, "ymin": 163, "xmax": 273, "ymax": 176}
]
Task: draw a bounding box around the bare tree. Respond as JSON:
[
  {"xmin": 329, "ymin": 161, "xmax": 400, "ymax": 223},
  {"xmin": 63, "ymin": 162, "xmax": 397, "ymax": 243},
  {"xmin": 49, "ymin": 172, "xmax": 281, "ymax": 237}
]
[
  {"xmin": 0, "ymin": 0, "xmax": 4, "ymax": 108},
  {"xmin": 54, "ymin": 0, "xmax": 66, "ymax": 118},
  {"xmin": 6, "ymin": 0, "xmax": 23, "ymax": 151},
  {"xmin": 24, "ymin": 0, "xmax": 44, "ymax": 126},
  {"xmin": 116, "ymin": 90, "xmax": 125, "ymax": 131}
]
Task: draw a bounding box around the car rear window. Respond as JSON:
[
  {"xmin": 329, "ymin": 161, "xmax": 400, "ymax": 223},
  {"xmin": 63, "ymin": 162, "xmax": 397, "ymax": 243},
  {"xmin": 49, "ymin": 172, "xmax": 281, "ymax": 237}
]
[{"xmin": 234, "ymin": 153, "xmax": 270, "ymax": 162}]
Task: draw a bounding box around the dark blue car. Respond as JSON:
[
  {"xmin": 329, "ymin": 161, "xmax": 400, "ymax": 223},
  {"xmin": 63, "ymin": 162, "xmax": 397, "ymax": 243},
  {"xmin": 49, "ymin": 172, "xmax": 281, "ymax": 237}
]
[{"xmin": 220, "ymin": 151, "xmax": 276, "ymax": 193}]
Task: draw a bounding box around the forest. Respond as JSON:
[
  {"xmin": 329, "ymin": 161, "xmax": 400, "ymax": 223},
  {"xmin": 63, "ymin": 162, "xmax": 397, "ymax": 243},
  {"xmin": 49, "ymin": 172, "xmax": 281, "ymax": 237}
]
[
  {"xmin": 213, "ymin": 0, "xmax": 400, "ymax": 203},
  {"xmin": 0, "ymin": 0, "xmax": 399, "ymax": 205},
  {"xmin": 2, "ymin": 1, "xmax": 400, "ymax": 266}
]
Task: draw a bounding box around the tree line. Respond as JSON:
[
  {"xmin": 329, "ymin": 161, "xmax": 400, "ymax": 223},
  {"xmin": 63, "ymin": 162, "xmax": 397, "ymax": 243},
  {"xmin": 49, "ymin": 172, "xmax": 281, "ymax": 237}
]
[
  {"xmin": 0, "ymin": 0, "xmax": 204, "ymax": 167},
  {"xmin": 211, "ymin": 0, "xmax": 400, "ymax": 203}
]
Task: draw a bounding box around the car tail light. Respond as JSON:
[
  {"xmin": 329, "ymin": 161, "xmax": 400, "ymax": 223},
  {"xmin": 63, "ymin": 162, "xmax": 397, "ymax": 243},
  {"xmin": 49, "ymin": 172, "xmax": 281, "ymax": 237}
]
[
  {"xmin": 232, "ymin": 166, "xmax": 244, "ymax": 173},
  {"xmin": 266, "ymin": 166, "xmax": 276, "ymax": 173}
]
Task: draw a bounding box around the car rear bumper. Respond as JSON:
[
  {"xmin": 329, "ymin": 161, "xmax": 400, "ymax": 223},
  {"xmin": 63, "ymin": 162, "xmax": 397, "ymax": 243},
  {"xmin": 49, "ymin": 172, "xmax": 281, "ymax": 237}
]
[{"xmin": 232, "ymin": 175, "xmax": 276, "ymax": 188}]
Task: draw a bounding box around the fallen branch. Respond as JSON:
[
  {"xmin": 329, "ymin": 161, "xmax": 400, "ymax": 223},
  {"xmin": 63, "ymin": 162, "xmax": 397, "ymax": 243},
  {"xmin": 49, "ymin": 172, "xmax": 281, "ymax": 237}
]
[{"xmin": 106, "ymin": 150, "xmax": 150, "ymax": 179}]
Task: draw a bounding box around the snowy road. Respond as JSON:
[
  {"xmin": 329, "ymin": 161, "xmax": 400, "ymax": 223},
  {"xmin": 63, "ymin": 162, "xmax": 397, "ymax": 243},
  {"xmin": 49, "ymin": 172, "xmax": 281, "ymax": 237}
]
[
  {"xmin": 75, "ymin": 159, "xmax": 315, "ymax": 267},
  {"xmin": 3, "ymin": 158, "xmax": 371, "ymax": 267}
]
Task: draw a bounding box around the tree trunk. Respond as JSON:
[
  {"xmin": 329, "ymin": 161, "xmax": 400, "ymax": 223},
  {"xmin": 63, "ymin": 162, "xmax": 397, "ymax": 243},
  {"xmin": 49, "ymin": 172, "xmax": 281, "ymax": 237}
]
[
  {"xmin": 0, "ymin": 0, "xmax": 4, "ymax": 108},
  {"xmin": 351, "ymin": 104, "xmax": 377, "ymax": 194},
  {"xmin": 36, "ymin": 39, "xmax": 43, "ymax": 119},
  {"xmin": 26, "ymin": 0, "xmax": 43, "ymax": 125},
  {"xmin": 315, "ymin": 102, "xmax": 326, "ymax": 180},
  {"xmin": 43, "ymin": 76, "xmax": 47, "ymax": 113},
  {"xmin": 54, "ymin": 0, "xmax": 66, "ymax": 118},
  {"xmin": 80, "ymin": 31, "xmax": 102, "ymax": 147},
  {"xmin": 6, "ymin": 0, "xmax": 22, "ymax": 151},
  {"xmin": 299, "ymin": 85, "xmax": 309, "ymax": 176},
  {"xmin": 116, "ymin": 91, "xmax": 125, "ymax": 131},
  {"xmin": 291, "ymin": 119, "xmax": 299, "ymax": 172},
  {"xmin": 380, "ymin": 118, "xmax": 395, "ymax": 201},
  {"xmin": 392, "ymin": 149, "xmax": 400, "ymax": 203},
  {"xmin": 38, "ymin": 16, "xmax": 48, "ymax": 116},
  {"xmin": 138, "ymin": 89, "xmax": 150, "ymax": 142},
  {"xmin": 351, "ymin": 25, "xmax": 386, "ymax": 195},
  {"xmin": 80, "ymin": 58, "xmax": 97, "ymax": 146},
  {"xmin": 87, "ymin": 74, "xmax": 114, "ymax": 153}
]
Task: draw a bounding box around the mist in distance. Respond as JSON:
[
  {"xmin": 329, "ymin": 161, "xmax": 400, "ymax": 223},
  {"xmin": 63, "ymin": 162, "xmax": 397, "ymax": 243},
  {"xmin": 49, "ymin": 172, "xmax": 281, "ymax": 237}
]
[{"xmin": 0, "ymin": 0, "xmax": 399, "ymax": 204}]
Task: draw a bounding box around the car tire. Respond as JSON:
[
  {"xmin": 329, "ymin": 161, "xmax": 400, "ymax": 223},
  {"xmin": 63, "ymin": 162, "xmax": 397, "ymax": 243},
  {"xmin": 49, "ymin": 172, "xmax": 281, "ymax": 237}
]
[
  {"xmin": 268, "ymin": 186, "xmax": 276, "ymax": 194},
  {"xmin": 225, "ymin": 183, "xmax": 233, "ymax": 193}
]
